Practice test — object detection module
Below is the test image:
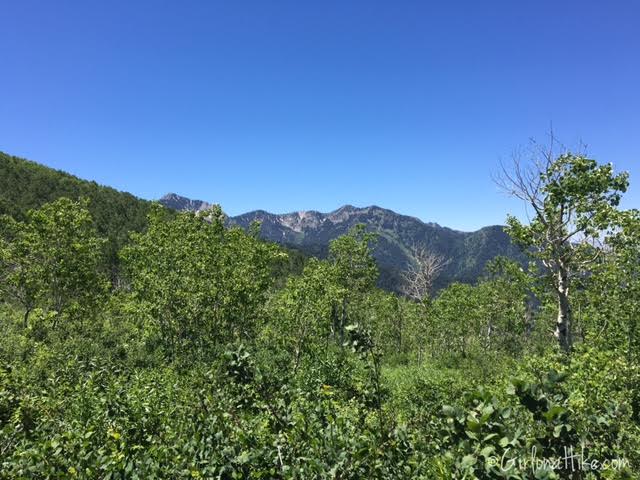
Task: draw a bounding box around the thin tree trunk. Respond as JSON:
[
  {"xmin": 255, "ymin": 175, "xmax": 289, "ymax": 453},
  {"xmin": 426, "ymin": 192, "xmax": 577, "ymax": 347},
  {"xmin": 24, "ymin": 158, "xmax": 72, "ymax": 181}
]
[
  {"xmin": 555, "ymin": 268, "xmax": 572, "ymax": 352},
  {"xmin": 23, "ymin": 307, "xmax": 31, "ymax": 329}
]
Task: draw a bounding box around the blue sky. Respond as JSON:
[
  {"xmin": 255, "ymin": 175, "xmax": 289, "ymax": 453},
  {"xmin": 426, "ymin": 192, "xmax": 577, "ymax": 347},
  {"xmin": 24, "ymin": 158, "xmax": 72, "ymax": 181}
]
[{"xmin": 1, "ymin": 1, "xmax": 639, "ymax": 230}]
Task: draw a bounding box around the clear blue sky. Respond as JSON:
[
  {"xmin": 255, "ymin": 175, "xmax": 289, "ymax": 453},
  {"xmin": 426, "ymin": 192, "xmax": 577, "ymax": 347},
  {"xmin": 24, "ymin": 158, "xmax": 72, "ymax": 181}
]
[{"xmin": 1, "ymin": 1, "xmax": 638, "ymax": 230}]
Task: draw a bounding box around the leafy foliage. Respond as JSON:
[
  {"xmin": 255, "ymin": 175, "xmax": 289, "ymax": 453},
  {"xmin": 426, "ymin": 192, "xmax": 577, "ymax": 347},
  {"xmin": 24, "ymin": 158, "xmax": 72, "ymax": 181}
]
[
  {"xmin": 0, "ymin": 151, "xmax": 638, "ymax": 478},
  {"xmin": 120, "ymin": 204, "xmax": 284, "ymax": 359},
  {"xmin": 1, "ymin": 198, "xmax": 108, "ymax": 329}
]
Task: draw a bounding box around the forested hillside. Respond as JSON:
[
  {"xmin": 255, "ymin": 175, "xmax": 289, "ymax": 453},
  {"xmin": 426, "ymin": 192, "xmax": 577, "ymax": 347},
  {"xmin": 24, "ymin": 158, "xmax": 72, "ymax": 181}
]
[
  {"xmin": 1, "ymin": 151, "xmax": 639, "ymax": 478},
  {"xmin": 0, "ymin": 152, "xmax": 153, "ymax": 274}
]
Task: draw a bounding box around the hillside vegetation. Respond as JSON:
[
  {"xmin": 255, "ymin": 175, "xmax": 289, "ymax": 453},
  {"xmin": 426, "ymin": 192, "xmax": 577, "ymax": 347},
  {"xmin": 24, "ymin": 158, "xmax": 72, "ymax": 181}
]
[
  {"xmin": 0, "ymin": 152, "xmax": 153, "ymax": 276},
  {"xmin": 1, "ymin": 151, "xmax": 639, "ymax": 478}
]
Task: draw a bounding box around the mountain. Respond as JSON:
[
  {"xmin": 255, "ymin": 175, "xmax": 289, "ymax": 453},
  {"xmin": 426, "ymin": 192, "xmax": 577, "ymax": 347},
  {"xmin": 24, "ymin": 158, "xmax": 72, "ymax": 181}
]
[
  {"xmin": 159, "ymin": 195, "xmax": 525, "ymax": 291},
  {"xmin": 159, "ymin": 193, "xmax": 211, "ymax": 213}
]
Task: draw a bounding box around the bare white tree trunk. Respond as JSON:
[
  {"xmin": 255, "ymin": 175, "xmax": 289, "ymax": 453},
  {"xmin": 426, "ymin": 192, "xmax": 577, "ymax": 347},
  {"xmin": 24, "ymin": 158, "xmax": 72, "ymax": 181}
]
[{"xmin": 554, "ymin": 267, "xmax": 572, "ymax": 352}]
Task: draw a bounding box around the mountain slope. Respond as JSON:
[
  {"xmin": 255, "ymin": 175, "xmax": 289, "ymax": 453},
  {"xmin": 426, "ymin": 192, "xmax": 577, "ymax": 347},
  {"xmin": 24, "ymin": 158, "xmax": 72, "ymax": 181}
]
[
  {"xmin": 161, "ymin": 195, "xmax": 525, "ymax": 291},
  {"xmin": 0, "ymin": 152, "xmax": 156, "ymax": 271}
]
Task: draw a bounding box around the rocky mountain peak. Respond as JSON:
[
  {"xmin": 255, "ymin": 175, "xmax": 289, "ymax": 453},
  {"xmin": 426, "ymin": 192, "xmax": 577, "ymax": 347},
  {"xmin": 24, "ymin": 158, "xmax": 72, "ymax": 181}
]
[
  {"xmin": 159, "ymin": 193, "xmax": 212, "ymax": 213},
  {"xmin": 278, "ymin": 210, "xmax": 326, "ymax": 232}
]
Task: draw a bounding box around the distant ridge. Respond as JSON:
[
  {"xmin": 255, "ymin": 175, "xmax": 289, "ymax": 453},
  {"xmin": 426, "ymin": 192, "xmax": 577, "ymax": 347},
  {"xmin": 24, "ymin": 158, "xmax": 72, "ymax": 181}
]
[{"xmin": 159, "ymin": 194, "xmax": 525, "ymax": 291}]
